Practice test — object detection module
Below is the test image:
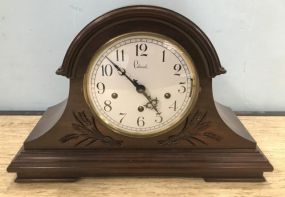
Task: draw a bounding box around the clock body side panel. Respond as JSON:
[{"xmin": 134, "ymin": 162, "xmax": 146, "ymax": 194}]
[{"xmin": 23, "ymin": 76, "xmax": 256, "ymax": 149}]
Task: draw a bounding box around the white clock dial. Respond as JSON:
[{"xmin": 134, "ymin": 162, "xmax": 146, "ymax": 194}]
[{"xmin": 85, "ymin": 32, "xmax": 199, "ymax": 137}]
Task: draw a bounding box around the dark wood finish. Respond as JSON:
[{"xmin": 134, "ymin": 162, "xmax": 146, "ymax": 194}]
[
  {"xmin": 7, "ymin": 5, "xmax": 273, "ymax": 182},
  {"xmin": 8, "ymin": 146, "xmax": 272, "ymax": 182},
  {"xmin": 57, "ymin": 5, "xmax": 226, "ymax": 79}
]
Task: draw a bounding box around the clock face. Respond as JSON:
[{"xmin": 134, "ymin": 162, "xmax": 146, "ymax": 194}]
[{"xmin": 84, "ymin": 32, "xmax": 199, "ymax": 137}]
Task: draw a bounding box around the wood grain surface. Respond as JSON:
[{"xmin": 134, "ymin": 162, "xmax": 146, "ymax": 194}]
[{"xmin": 0, "ymin": 116, "xmax": 284, "ymax": 197}]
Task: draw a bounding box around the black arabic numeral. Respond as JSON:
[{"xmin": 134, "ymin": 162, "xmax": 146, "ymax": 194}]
[
  {"xmin": 155, "ymin": 114, "xmax": 163, "ymax": 123},
  {"xmin": 178, "ymin": 82, "xmax": 186, "ymax": 93},
  {"xmin": 116, "ymin": 49, "xmax": 124, "ymax": 61},
  {"xmin": 169, "ymin": 100, "xmax": 177, "ymax": 111},
  {"xmin": 104, "ymin": 100, "xmax": 112, "ymax": 112},
  {"xmin": 136, "ymin": 44, "xmax": 148, "ymax": 56},
  {"xmin": 162, "ymin": 50, "xmax": 165, "ymax": 62},
  {"xmin": 119, "ymin": 113, "xmax": 127, "ymax": 123},
  {"xmin": 137, "ymin": 116, "xmax": 145, "ymax": 127},
  {"xmin": 173, "ymin": 64, "xmax": 182, "ymax": 76},
  {"xmin": 101, "ymin": 64, "xmax": 113, "ymax": 76},
  {"xmin": 96, "ymin": 82, "xmax": 105, "ymax": 94}
]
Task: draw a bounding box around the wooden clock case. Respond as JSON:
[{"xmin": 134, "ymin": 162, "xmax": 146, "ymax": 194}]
[{"xmin": 7, "ymin": 5, "xmax": 273, "ymax": 182}]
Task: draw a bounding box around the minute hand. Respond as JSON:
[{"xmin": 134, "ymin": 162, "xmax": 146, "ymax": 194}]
[
  {"xmin": 105, "ymin": 56, "xmax": 160, "ymax": 114},
  {"xmin": 105, "ymin": 56, "xmax": 142, "ymax": 90}
]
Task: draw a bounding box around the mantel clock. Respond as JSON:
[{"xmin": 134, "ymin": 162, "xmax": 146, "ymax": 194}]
[{"xmin": 8, "ymin": 6, "xmax": 273, "ymax": 182}]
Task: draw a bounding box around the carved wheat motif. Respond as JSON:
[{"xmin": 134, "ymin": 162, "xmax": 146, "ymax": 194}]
[
  {"xmin": 60, "ymin": 111, "xmax": 122, "ymax": 147},
  {"xmin": 158, "ymin": 110, "xmax": 221, "ymax": 146}
]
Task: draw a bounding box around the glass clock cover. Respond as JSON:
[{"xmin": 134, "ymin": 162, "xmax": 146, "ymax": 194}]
[{"xmin": 85, "ymin": 32, "xmax": 199, "ymax": 137}]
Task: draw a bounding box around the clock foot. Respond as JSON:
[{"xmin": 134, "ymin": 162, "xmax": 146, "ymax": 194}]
[
  {"xmin": 15, "ymin": 176, "xmax": 78, "ymax": 183},
  {"xmin": 204, "ymin": 177, "xmax": 266, "ymax": 182}
]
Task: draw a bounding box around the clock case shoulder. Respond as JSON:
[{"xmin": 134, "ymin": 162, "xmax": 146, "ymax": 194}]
[{"xmin": 56, "ymin": 5, "xmax": 226, "ymax": 79}]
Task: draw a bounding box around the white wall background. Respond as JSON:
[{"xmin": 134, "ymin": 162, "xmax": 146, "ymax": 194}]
[{"xmin": 0, "ymin": 0, "xmax": 284, "ymax": 111}]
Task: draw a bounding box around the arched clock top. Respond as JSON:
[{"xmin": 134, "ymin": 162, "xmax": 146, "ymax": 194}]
[{"xmin": 56, "ymin": 5, "xmax": 226, "ymax": 79}]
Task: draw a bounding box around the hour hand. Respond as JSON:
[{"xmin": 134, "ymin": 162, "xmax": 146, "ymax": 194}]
[{"xmin": 105, "ymin": 56, "xmax": 144, "ymax": 92}]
